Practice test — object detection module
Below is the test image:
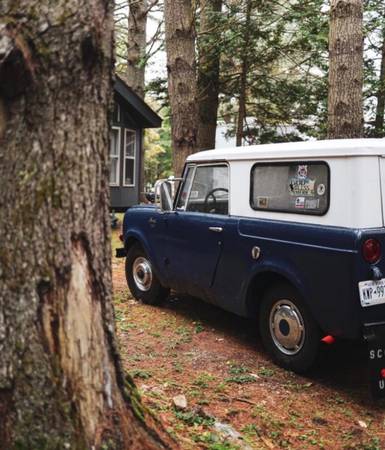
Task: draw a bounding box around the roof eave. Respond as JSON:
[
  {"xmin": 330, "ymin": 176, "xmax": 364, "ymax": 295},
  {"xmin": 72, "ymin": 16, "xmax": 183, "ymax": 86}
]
[{"xmin": 114, "ymin": 75, "xmax": 162, "ymax": 128}]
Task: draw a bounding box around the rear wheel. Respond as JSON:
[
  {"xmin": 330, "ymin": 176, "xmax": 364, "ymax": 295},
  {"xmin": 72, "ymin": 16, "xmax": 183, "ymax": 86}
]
[
  {"xmin": 259, "ymin": 283, "xmax": 320, "ymax": 373},
  {"xmin": 125, "ymin": 243, "xmax": 169, "ymax": 305}
]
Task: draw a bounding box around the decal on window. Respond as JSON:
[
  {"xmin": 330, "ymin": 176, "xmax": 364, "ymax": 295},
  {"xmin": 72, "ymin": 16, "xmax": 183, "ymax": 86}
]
[
  {"xmin": 295, "ymin": 197, "xmax": 305, "ymax": 209},
  {"xmin": 250, "ymin": 161, "xmax": 329, "ymax": 215},
  {"xmin": 317, "ymin": 183, "xmax": 326, "ymax": 196},
  {"xmin": 257, "ymin": 196, "xmax": 269, "ymax": 208},
  {"xmin": 289, "ymin": 177, "xmax": 315, "ymax": 197}
]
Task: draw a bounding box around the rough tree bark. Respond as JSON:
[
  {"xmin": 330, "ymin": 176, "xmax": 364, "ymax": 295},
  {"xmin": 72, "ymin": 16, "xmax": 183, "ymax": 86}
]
[
  {"xmin": 164, "ymin": 0, "xmax": 198, "ymax": 176},
  {"xmin": 236, "ymin": 0, "xmax": 252, "ymax": 147},
  {"xmin": 0, "ymin": 1, "xmax": 172, "ymax": 448},
  {"xmin": 197, "ymin": 0, "xmax": 222, "ymax": 151},
  {"xmin": 327, "ymin": 0, "xmax": 363, "ymax": 139},
  {"xmin": 374, "ymin": 31, "xmax": 385, "ymax": 136}
]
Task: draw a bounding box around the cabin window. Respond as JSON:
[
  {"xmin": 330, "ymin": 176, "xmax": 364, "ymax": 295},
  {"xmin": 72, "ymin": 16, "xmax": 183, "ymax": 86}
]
[
  {"xmin": 185, "ymin": 164, "xmax": 229, "ymax": 215},
  {"xmin": 123, "ymin": 129, "xmax": 136, "ymax": 186},
  {"xmin": 250, "ymin": 161, "xmax": 330, "ymax": 215},
  {"xmin": 109, "ymin": 127, "xmax": 121, "ymax": 186}
]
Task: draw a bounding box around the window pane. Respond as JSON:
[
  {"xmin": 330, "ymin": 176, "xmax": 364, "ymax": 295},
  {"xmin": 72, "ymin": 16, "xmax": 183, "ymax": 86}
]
[
  {"xmin": 186, "ymin": 165, "xmax": 229, "ymax": 215},
  {"xmin": 125, "ymin": 159, "xmax": 134, "ymax": 185},
  {"xmin": 251, "ymin": 162, "xmax": 329, "ymax": 215},
  {"xmin": 125, "ymin": 130, "xmax": 135, "ymax": 157},
  {"xmin": 110, "ymin": 157, "xmax": 118, "ymax": 184},
  {"xmin": 110, "ymin": 129, "xmax": 119, "ymax": 156},
  {"xmin": 176, "ymin": 166, "xmax": 194, "ymax": 209}
]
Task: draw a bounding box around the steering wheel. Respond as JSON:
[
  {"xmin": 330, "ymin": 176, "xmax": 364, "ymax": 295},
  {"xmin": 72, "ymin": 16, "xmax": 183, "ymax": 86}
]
[{"xmin": 204, "ymin": 188, "xmax": 229, "ymax": 213}]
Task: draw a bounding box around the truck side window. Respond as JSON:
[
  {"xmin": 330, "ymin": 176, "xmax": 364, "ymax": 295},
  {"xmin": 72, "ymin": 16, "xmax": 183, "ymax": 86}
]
[
  {"xmin": 176, "ymin": 166, "xmax": 195, "ymax": 210},
  {"xmin": 186, "ymin": 165, "xmax": 229, "ymax": 215},
  {"xmin": 250, "ymin": 161, "xmax": 329, "ymax": 215}
]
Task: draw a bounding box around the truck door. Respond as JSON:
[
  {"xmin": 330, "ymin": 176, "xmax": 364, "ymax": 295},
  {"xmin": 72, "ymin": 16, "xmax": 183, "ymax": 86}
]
[{"xmin": 165, "ymin": 164, "xmax": 229, "ymax": 300}]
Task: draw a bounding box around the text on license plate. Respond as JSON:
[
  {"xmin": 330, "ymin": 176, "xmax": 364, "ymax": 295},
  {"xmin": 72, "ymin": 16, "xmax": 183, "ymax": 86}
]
[{"xmin": 359, "ymin": 279, "xmax": 385, "ymax": 307}]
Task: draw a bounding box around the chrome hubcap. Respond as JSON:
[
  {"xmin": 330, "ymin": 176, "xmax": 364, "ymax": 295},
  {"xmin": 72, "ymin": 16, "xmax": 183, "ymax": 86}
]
[
  {"xmin": 269, "ymin": 299, "xmax": 305, "ymax": 355},
  {"xmin": 133, "ymin": 257, "xmax": 153, "ymax": 292}
]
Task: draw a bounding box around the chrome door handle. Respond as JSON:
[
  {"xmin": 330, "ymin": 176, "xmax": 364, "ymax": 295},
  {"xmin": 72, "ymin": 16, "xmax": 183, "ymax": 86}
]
[
  {"xmin": 209, "ymin": 226, "xmax": 223, "ymax": 233},
  {"xmin": 149, "ymin": 217, "xmax": 157, "ymax": 225}
]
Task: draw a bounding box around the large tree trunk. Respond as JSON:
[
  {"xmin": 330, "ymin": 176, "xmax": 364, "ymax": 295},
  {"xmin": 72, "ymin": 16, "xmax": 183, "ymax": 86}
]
[
  {"xmin": 327, "ymin": 0, "xmax": 363, "ymax": 139},
  {"xmin": 164, "ymin": 0, "xmax": 198, "ymax": 176},
  {"xmin": 197, "ymin": 0, "xmax": 222, "ymax": 151},
  {"xmin": 236, "ymin": 0, "xmax": 252, "ymax": 147},
  {"xmin": 0, "ymin": 1, "xmax": 171, "ymax": 448},
  {"xmin": 375, "ymin": 31, "xmax": 385, "ymax": 137}
]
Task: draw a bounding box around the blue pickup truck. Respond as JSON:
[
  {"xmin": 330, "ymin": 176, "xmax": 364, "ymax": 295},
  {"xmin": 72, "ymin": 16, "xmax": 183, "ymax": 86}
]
[{"xmin": 117, "ymin": 139, "xmax": 385, "ymax": 397}]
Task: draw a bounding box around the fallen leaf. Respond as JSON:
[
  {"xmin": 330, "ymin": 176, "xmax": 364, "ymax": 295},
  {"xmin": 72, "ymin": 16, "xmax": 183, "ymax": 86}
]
[
  {"xmin": 260, "ymin": 435, "xmax": 275, "ymax": 449},
  {"xmin": 358, "ymin": 420, "xmax": 368, "ymax": 429}
]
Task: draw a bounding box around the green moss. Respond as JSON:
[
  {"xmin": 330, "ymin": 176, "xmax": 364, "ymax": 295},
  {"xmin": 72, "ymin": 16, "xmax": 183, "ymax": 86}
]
[{"xmin": 124, "ymin": 374, "xmax": 146, "ymax": 422}]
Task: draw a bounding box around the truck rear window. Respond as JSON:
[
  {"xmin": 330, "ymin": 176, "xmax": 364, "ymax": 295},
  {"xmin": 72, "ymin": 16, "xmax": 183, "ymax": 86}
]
[{"xmin": 250, "ymin": 161, "xmax": 329, "ymax": 215}]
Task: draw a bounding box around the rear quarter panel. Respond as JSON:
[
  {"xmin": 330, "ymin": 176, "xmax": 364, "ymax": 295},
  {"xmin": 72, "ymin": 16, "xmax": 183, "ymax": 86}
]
[{"xmin": 214, "ymin": 217, "xmax": 361, "ymax": 339}]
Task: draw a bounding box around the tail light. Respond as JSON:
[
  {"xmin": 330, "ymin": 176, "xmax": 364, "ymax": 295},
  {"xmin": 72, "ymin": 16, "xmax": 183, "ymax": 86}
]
[
  {"xmin": 321, "ymin": 335, "xmax": 335, "ymax": 345},
  {"xmin": 362, "ymin": 238, "xmax": 381, "ymax": 264}
]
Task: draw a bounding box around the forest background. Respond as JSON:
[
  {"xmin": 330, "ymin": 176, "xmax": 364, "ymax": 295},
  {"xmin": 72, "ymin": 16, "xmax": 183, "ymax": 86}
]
[{"xmin": 115, "ymin": 0, "xmax": 385, "ymax": 185}]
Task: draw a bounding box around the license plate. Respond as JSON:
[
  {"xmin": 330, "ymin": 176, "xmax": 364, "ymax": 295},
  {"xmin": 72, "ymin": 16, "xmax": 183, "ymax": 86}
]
[{"xmin": 359, "ymin": 279, "xmax": 385, "ymax": 307}]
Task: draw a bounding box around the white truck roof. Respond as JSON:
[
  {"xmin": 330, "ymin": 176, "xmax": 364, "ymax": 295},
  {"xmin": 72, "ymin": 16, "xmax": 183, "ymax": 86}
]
[{"xmin": 187, "ymin": 138, "xmax": 385, "ymax": 162}]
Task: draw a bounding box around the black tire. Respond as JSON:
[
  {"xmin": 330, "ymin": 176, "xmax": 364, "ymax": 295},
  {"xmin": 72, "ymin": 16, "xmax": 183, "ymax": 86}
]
[
  {"xmin": 259, "ymin": 283, "xmax": 320, "ymax": 373},
  {"xmin": 125, "ymin": 243, "xmax": 169, "ymax": 305}
]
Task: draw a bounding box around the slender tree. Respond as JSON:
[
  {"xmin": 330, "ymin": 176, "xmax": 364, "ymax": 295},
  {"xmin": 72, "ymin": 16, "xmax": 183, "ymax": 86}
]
[
  {"xmin": 164, "ymin": 0, "xmax": 198, "ymax": 176},
  {"xmin": 127, "ymin": 0, "xmax": 147, "ymax": 201},
  {"xmin": 374, "ymin": 30, "xmax": 385, "ymax": 136},
  {"xmin": 328, "ymin": 0, "xmax": 364, "ymax": 138},
  {"xmin": 235, "ymin": 0, "xmax": 253, "ymax": 146},
  {"xmin": 127, "ymin": 0, "xmax": 147, "ymax": 98},
  {"xmin": 0, "ymin": 1, "xmax": 171, "ymax": 448},
  {"xmin": 197, "ymin": 0, "xmax": 223, "ymax": 150}
]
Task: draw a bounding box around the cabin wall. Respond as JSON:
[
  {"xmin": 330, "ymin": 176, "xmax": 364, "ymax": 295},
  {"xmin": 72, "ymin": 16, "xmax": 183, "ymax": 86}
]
[{"xmin": 110, "ymin": 95, "xmax": 142, "ymax": 211}]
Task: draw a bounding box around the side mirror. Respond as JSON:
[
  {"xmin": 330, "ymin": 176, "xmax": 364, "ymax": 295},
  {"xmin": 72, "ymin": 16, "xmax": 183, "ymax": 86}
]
[{"xmin": 154, "ymin": 180, "xmax": 173, "ymax": 212}]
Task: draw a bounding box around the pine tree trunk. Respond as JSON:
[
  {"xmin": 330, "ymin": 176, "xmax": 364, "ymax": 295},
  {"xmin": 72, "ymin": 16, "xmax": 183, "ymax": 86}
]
[
  {"xmin": 127, "ymin": 0, "xmax": 147, "ymax": 98},
  {"xmin": 164, "ymin": 0, "xmax": 198, "ymax": 176},
  {"xmin": 327, "ymin": 0, "xmax": 363, "ymax": 139},
  {"xmin": 0, "ymin": 2, "xmax": 172, "ymax": 448},
  {"xmin": 197, "ymin": 0, "xmax": 222, "ymax": 151},
  {"xmin": 127, "ymin": 0, "xmax": 147, "ymax": 200},
  {"xmin": 375, "ymin": 32, "xmax": 385, "ymax": 136},
  {"xmin": 236, "ymin": 0, "xmax": 252, "ymax": 147}
]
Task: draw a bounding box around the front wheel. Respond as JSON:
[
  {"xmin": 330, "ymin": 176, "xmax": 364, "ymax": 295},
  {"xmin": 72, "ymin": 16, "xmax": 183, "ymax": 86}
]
[
  {"xmin": 259, "ymin": 283, "xmax": 320, "ymax": 373},
  {"xmin": 125, "ymin": 243, "xmax": 169, "ymax": 305}
]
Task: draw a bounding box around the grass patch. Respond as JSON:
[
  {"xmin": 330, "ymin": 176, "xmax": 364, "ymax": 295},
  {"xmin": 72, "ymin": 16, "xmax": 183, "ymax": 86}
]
[
  {"xmin": 225, "ymin": 374, "xmax": 256, "ymax": 384},
  {"xmin": 174, "ymin": 409, "xmax": 215, "ymax": 427},
  {"xmin": 258, "ymin": 366, "xmax": 275, "ymax": 377},
  {"xmin": 130, "ymin": 369, "xmax": 152, "ymax": 380},
  {"xmin": 193, "ymin": 372, "xmax": 216, "ymax": 388}
]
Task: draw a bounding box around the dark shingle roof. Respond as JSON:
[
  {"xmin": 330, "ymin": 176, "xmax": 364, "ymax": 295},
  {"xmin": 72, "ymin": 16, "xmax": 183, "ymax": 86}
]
[{"xmin": 114, "ymin": 75, "xmax": 162, "ymax": 128}]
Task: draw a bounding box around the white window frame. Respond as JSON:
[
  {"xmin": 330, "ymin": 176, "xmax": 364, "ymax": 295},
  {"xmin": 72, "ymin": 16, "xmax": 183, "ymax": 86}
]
[
  {"xmin": 109, "ymin": 126, "xmax": 121, "ymax": 187},
  {"xmin": 123, "ymin": 128, "xmax": 136, "ymax": 187},
  {"xmin": 182, "ymin": 162, "xmax": 230, "ymax": 215}
]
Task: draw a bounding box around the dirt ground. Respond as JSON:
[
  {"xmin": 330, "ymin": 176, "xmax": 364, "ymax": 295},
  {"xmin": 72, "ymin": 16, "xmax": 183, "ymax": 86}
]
[{"xmin": 111, "ymin": 228, "xmax": 385, "ymax": 450}]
